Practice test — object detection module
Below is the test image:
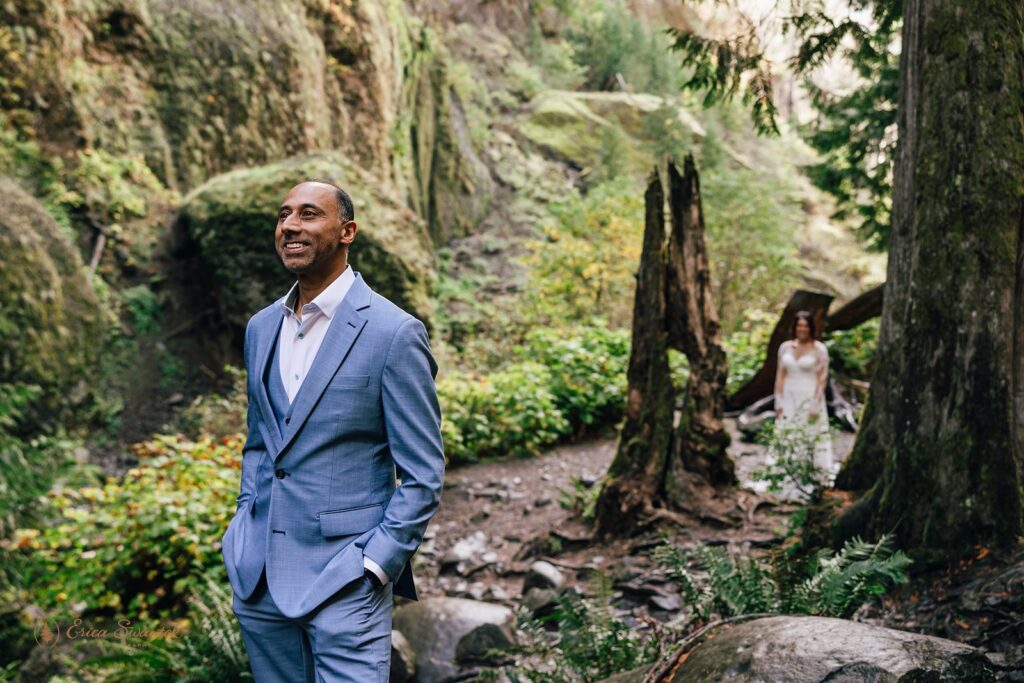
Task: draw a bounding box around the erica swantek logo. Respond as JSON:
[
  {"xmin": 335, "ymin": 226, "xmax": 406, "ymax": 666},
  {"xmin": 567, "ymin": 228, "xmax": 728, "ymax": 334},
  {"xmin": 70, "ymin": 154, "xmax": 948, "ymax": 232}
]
[{"xmin": 34, "ymin": 617, "xmax": 185, "ymax": 649}]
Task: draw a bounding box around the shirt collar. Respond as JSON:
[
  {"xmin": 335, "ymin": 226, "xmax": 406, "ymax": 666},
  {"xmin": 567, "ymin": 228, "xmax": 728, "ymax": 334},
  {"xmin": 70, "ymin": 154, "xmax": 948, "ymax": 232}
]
[{"xmin": 279, "ymin": 264, "xmax": 355, "ymax": 321}]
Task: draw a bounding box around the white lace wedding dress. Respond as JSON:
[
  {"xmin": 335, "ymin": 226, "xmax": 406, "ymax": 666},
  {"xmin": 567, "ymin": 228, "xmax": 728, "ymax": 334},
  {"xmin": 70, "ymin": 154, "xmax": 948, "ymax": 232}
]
[{"xmin": 774, "ymin": 340, "xmax": 835, "ymax": 476}]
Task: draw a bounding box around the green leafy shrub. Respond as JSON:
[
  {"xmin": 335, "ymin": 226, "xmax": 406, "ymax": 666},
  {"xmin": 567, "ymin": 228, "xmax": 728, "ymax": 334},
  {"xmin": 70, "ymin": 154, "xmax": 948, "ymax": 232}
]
[
  {"xmin": 825, "ymin": 318, "xmax": 880, "ymax": 379},
  {"xmin": 5, "ymin": 434, "xmax": 241, "ymax": 620},
  {"xmin": 722, "ymin": 309, "xmax": 775, "ymax": 393},
  {"xmin": 509, "ymin": 572, "xmax": 663, "ymax": 682},
  {"xmin": 558, "ymin": 476, "xmax": 602, "ymax": 521},
  {"xmin": 656, "ymin": 534, "xmax": 911, "ymax": 621},
  {"xmin": 658, "ymin": 544, "xmax": 776, "ymax": 621},
  {"xmin": 751, "ymin": 416, "xmax": 835, "ymax": 497},
  {"xmin": 563, "ymin": 0, "xmax": 682, "ymax": 95},
  {"xmin": 0, "ymin": 384, "xmax": 85, "ymax": 536},
  {"xmin": 439, "ymin": 362, "xmax": 571, "ymax": 464},
  {"xmin": 516, "ymin": 324, "xmax": 630, "ymax": 436},
  {"xmin": 81, "ymin": 574, "xmax": 252, "ymax": 683},
  {"xmin": 779, "ymin": 535, "xmax": 912, "ymax": 618}
]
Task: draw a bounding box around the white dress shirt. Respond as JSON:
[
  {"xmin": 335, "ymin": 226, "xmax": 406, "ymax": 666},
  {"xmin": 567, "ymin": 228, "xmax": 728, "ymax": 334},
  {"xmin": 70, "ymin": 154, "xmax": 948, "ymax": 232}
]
[{"xmin": 277, "ymin": 264, "xmax": 390, "ymax": 586}]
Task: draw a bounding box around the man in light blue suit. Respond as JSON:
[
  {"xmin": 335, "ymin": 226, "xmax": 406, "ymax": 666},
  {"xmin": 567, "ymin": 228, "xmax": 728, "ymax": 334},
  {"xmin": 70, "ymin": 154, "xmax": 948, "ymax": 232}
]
[{"xmin": 221, "ymin": 179, "xmax": 446, "ymax": 682}]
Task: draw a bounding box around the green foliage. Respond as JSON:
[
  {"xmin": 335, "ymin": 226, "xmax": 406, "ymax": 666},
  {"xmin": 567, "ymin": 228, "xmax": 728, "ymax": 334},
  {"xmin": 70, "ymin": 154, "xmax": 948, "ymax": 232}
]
[
  {"xmin": 558, "ymin": 476, "xmax": 602, "ymax": 521},
  {"xmin": 751, "ymin": 415, "xmax": 834, "ymax": 497},
  {"xmin": 668, "ymin": 0, "xmax": 901, "ymax": 246},
  {"xmin": 562, "ymin": 0, "xmax": 682, "ymax": 95},
  {"xmin": 439, "ymin": 362, "xmax": 570, "ymax": 464},
  {"xmin": 656, "ymin": 544, "xmax": 775, "ymax": 621},
  {"xmin": 722, "ymin": 310, "xmax": 775, "ymax": 393},
  {"xmin": 439, "ymin": 322, "xmax": 633, "ymax": 464},
  {"xmin": 702, "ymin": 166, "xmax": 801, "ymax": 327},
  {"xmin": 5, "ymin": 434, "xmax": 242, "ymax": 620},
  {"xmin": 779, "ymin": 535, "xmax": 912, "ymax": 618},
  {"xmin": 515, "ymin": 324, "xmax": 630, "ymax": 434},
  {"xmin": 824, "ymin": 318, "xmax": 880, "ymax": 379},
  {"xmin": 794, "ymin": 1, "xmax": 901, "ymax": 248},
  {"xmin": 669, "ymin": 20, "xmax": 779, "ymax": 135},
  {"xmin": 0, "ymin": 385, "xmax": 84, "ymax": 537},
  {"xmin": 656, "ymin": 533, "xmax": 911, "ymax": 621},
  {"xmin": 81, "ymin": 574, "xmax": 253, "ymax": 683},
  {"xmin": 520, "ymin": 177, "xmax": 644, "ymax": 331},
  {"xmin": 510, "ymin": 572, "xmax": 663, "ymax": 682},
  {"xmin": 0, "ymin": 113, "xmax": 77, "ymax": 232}
]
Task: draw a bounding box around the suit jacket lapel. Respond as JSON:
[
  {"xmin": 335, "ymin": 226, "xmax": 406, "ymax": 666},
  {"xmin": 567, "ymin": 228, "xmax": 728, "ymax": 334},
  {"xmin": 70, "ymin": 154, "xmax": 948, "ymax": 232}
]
[{"xmin": 273, "ymin": 272, "xmax": 373, "ymax": 462}]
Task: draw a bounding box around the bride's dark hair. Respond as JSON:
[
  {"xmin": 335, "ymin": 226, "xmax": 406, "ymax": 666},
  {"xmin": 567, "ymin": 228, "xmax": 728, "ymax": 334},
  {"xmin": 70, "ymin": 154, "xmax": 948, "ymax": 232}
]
[{"xmin": 791, "ymin": 310, "xmax": 817, "ymax": 339}]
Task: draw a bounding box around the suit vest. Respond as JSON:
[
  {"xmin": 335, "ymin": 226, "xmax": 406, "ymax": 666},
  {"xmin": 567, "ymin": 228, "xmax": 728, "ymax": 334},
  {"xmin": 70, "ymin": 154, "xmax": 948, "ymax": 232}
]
[{"xmin": 263, "ymin": 322, "xmax": 294, "ymax": 433}]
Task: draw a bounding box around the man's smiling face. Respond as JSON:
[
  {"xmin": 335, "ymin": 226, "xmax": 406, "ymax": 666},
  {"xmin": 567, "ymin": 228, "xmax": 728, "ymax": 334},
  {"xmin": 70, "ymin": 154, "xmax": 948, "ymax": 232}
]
[{"xmin": 275, "ymin": 182, "xmax": 353, "ymax": 275}]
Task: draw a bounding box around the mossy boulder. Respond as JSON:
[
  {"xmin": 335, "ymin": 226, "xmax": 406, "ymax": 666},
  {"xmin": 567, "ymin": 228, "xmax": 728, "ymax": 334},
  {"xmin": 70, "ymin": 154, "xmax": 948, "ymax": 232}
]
[
  {"xmin": 0, "ymin": 176, "xmax": 104, "ymax": 428},
  {"xmin": 176, "ymin": 152, "xmax": 437, "ymax": 331},
  {"xmin": 517, "ymin": 89, "xmax": 706, "ymax": 179}
]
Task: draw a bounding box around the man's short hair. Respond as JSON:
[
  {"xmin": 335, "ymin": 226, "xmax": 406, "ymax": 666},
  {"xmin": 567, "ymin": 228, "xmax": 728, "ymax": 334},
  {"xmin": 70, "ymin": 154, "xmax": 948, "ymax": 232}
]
[{"xmin": 308, "ymin": 179, "xmax": 354, "ymax": 223}]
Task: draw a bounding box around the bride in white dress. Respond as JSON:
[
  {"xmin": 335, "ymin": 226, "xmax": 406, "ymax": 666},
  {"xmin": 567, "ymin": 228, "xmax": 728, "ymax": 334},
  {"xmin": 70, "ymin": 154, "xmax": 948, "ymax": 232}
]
[{"xmin": 772, "ymin": 311, "xmax": 835, "ymax": 480}]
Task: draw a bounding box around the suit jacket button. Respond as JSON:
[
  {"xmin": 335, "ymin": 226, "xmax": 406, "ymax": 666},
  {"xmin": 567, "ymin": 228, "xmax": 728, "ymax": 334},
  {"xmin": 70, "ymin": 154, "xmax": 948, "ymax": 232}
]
[
  {"xmin": 285, "ymin": 417, "xmax": 290, "ymax": 425},
  {"xmin": 275, "ymin": 468, "xmax": 287, "ymax": 479}
]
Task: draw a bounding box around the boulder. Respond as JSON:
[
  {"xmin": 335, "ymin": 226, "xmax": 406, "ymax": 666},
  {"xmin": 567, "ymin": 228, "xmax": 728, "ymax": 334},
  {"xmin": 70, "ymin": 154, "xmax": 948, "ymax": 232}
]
[
  {"xmin": 390, "ymin": 629, "xmax": 416, "ymax": 683},
  {"xmin": 522, "ymin": 560, "xmax": 565, "ymax": 594},
  {"xmin": 0, "ymin": 176, "xmax": 104, "ymax": 428},
  {"xmin": 393, "ymin": 597, "xmax": 516, "ymax": 682},
  {"xmin": 176, "ymin": 152, "xmax": 437, "ymax": 331},
  {"xmin": 670, "ymin": 616, "xmax": 995, "ymax": 682}
]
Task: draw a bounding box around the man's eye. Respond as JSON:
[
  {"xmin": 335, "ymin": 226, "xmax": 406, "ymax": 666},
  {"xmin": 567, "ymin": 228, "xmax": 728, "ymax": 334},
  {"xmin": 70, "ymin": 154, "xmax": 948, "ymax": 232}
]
[{"xmin": 303, "ymin": 210, "xmax": 316, "ymax": 217}]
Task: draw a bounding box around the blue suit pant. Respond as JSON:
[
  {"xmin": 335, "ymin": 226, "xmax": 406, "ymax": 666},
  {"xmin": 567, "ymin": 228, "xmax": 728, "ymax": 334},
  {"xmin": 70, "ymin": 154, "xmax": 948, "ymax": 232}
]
[{"xmin": 232, "ymin": 567, "xmax": 393, "ymax": 683}]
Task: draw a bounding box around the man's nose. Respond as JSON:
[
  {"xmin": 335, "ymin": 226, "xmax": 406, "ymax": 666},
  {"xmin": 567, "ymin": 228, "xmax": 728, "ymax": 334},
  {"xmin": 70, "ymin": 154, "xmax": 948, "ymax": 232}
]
[{"xmin": 280, "ymin": 213, "xmax": 301, "ymax": 232}]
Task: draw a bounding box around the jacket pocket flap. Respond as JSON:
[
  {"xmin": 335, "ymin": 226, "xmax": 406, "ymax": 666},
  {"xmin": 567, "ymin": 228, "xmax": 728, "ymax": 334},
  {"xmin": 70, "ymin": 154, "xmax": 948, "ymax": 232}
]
[{"xmin": 318, "ymin": 503, "xmax": 384, "ymax": 537}]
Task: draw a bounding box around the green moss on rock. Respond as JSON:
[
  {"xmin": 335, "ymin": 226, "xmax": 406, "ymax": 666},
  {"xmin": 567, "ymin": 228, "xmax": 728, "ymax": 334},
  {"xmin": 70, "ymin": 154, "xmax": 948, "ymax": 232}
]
[
  {"xmin": 0, "ymin": 176, "xmax": 104, "ymax": 428},
  {"xmin": 177, "ymin": 152, "xmax": 437, "ymax": 331}
]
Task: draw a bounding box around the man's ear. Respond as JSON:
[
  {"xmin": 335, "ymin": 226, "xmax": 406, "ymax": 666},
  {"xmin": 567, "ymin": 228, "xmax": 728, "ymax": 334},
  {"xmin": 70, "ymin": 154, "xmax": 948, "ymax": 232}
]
[{"xmin": 340, "ymin": 220, "xmax": 357, "ymax": 245}]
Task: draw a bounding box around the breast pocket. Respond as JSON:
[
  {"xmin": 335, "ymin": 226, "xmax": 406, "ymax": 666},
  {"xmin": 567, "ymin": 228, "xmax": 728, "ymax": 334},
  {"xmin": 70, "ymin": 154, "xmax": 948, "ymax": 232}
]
[
  {"xmin": 333, "ymin": 374, "xmax": 370, "ymax": 389},
  {"xmin": 317, "ymin": 373, "xmax": 381, "ymax": 426}
]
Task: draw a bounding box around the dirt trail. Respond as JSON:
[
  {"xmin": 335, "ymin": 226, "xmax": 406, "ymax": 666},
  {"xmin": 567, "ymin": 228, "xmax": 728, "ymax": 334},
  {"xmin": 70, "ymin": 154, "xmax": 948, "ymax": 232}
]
[{"xmin": 409, "ymin": 419, "xmax": 855, "ymax": 606}]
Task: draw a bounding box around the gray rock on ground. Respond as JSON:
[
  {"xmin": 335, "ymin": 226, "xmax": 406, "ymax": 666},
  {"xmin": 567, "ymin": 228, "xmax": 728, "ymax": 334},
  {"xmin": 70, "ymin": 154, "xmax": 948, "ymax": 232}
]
[
  {"xmin": 393, "ymin": 597, "xmax": 517, "ymax": 683},
  {"xmin": 522, "ymin": 560, "xmax": 564, "ymax": 594},
  {"xmin": 605, "ymin": 615, "xmax": 996, "ymax": 682},
  {"xmin": 390, "ymin": 629, "xmax": 416, "ymax": 682}
]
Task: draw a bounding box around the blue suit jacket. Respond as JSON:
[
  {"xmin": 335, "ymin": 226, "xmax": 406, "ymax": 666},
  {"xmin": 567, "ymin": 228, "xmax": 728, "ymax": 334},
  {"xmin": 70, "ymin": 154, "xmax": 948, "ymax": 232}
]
[{"xmin": 221, "ymin": 270, "xmax": 445, "ymax": 618}]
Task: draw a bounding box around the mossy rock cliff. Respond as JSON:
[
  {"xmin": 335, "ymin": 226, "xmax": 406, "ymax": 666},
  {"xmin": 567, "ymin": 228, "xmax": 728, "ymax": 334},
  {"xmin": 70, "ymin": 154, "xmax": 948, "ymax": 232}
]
[
  {"xmin": 0, "ymin": 176, "xmax": 105, "ymax": 428},
  {"xmin": 0, "ymin": 0, "xmax": 404, "ymax": 191},
  {"xmin": 176, "ymin": 152, "xmax": 437, "ymax": 332}
]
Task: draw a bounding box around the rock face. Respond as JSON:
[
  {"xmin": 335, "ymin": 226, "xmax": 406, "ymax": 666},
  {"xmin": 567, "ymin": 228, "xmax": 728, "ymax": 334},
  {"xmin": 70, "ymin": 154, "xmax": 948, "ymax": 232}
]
[
  {"xmin": 392, "ymin": 597, "xmax": 516, "ymax": 683},
  {"xmin": 0, "ymin": 0, "xmax": 405, "ymax": 192},
  {"xmin": 671, "ymin": 616, "xmax": 996, "ymax": 682},
  {"xmin": 175, "ymin": 152, "xmax": 437, "ymax": 331},
  {"xmin": 0, "ymin": 176, "xmax": 104, "ymax": 427}
]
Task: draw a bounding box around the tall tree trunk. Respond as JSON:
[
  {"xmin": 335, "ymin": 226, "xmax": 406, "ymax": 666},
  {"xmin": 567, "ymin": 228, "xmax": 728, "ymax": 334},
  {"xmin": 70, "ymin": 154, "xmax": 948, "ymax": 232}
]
[
  {"xmin": 664, "ymin": 159, "xmax": 734, "ymax": 490},
  {"xmin": 836, "ymin": 0, "xmax": 1023, "ymax": 552},
  {"xmin": 594, "ymin": 171, "xmax": 676, "ymax": 537},
  {"xmin": 595, "ymin": 158, "xmax": 735, "ymax": 537}
]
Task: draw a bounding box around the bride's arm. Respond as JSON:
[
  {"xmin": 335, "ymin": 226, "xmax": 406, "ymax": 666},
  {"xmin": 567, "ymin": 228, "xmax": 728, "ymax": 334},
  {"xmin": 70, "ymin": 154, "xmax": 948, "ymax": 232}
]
[
  {"xmin": 774, "ymin": 342, "xmax": 787, "ymax": 415},
  {"xmin": 814, "ymin": 342, "xmax": 829, "ymax": 405}
]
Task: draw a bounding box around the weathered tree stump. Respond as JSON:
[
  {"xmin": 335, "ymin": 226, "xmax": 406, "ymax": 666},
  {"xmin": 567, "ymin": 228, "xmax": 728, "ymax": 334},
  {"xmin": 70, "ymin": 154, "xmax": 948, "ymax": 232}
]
[{"xmin": 595, "ymin": 157, "xmax": 736, "ymax": 537}]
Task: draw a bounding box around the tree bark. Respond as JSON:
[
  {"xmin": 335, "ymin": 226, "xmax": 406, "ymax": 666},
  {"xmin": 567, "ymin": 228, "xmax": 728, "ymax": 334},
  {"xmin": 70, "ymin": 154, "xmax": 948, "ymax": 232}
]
[
  {"xmin": 595, "ymin": 158, "xmax": 735, "ymax": 537},
  {"xmin": 836, "ymin": 0, "xmax": 1024, "ymax": 553},
  {"xmin": 664, "ymin": 159, "xmax": 735, "ymax": 489},
  {"xmin": 594, "ymin": 171, "xmax": 676, "ymax": 537}
]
